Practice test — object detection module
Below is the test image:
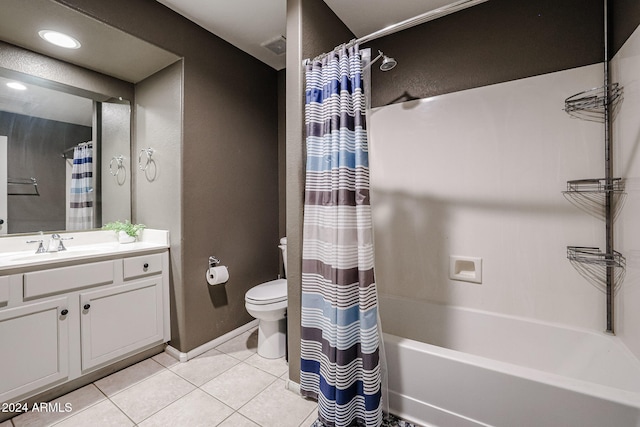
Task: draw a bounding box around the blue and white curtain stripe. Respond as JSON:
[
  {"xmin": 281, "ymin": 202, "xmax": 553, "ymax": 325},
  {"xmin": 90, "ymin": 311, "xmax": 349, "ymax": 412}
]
[
  {"xmin": 68, "ymin": 143, "xmax": 94, "ymax": 230},
  {"xmin": 300, "ymin": 44, "xmax": 382, "ymax": 427}
]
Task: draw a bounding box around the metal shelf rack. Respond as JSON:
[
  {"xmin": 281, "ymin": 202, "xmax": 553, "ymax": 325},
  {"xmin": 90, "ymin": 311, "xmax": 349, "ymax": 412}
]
[{"xmin": 563, "ymin": 0, "xmax": 624, "ymax": 334}]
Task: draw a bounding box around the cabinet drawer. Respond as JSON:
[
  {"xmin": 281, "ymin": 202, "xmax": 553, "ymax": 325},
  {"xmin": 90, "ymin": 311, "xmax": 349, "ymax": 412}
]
[
  {"xmin": 0, "ymin": 276, "xmax": 9, "ymax": 305},
  {"xmin": 24, "ymin": 261, "xmax": 114, "ymax": 299},
  {"xmin": 123, "ymin": 253, "xmax": 163, "ymax": 280}
]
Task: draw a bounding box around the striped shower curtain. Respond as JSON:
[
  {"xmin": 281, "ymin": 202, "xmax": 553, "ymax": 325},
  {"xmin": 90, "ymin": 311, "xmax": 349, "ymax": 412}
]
[
  {"xmin": 300, "ymin": 45, "xmax": 382, "ymax": 427},
  {"xmin": 68, "ymin": 143, "xmax": 94, "ymax": 230}
]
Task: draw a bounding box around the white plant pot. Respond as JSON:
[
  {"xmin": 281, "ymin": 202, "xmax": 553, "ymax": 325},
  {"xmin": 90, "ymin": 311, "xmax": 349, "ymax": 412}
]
[{"xmin": 118, "ymin": 230, "xmax": 136, "ymax": 243}]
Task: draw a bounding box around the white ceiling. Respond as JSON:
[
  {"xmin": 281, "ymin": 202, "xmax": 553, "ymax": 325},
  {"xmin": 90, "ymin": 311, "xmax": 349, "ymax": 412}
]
[{"xmin": 155, "ymin": 0, "xmax": 477, "ymax": 71}]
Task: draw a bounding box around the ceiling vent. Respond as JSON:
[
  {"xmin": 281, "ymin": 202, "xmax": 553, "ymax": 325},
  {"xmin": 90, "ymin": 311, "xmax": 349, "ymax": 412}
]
[{"xmin": 261, "ymin": 35, "xmax": 286, "ymax": 56}]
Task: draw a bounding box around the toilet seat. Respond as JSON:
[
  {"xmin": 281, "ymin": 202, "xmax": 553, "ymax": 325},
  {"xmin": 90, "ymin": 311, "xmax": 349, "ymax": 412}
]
[{"xmin": 245, "ymin": 278, "xmax": 287, "ymax": 305}]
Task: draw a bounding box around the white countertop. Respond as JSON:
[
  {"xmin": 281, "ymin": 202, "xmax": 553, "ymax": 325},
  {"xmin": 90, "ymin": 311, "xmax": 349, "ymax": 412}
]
[{"xmin": 0, "ymin": 229, "xmax": 169, "ymax": 272}]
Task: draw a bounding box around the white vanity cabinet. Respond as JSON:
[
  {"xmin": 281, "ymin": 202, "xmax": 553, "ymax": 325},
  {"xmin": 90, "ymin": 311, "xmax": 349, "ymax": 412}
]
[
  {"xmin": 0, "ymin": 296, "xmax": 71, "ymax": 404},
  {"xmin": 80, "ymin": 253, "xmax": 166, "ymax": 371},
  {"xmin": 0, "ymin": 248, "xmax": 170, "ymax": 405}
]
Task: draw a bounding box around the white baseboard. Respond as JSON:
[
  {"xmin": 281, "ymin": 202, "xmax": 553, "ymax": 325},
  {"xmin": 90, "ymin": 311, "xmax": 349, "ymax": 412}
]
[
  {"xmin": 165, "ymin": 319, "xmax": 259, "ymax": 362},
  {"xmin": 285, "ymin": 379, "xmax": 301, "ymax": 395}
]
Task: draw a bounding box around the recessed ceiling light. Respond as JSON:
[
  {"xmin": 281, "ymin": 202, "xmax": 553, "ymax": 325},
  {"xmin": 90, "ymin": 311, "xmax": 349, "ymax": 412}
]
[
  {"xmin": 38, "ymin": 30, "xmax": 81, "ymax": 49},
  {"xmin": 6, "ymin": 82, "xmax": 27, "ymax": 90}
]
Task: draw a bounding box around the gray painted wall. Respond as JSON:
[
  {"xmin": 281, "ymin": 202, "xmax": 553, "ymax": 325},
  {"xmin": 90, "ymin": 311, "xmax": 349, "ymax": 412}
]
[
  {"xmin": 278, "ymin": 69, "xmax": 287, "ymax": 253},
  {"xmin": 285, "ymin": 0, "xmax": 355, "ymax": 384},
  {"xmin": 134, "ymin": 60, "xmax": 184, "ymax": 349},
  {"xmin": 58, "ymin": 0, "xmax": 280, "ymax": 352},
  {"xmin": 101, "ymin": 102, "xmax": 131, "ymax": 225},
  {"xmin": 367, "ymin": 0, "xmax": 604, "ymax": 108}
]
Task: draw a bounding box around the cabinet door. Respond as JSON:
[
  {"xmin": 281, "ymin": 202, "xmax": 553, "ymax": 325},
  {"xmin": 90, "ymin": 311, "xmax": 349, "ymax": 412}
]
[
  {"xmin": 80, "ymin": 277, "xmax": 164, "ymax": 371},
  {"xmin": 0, "ymin": 297, "xmax": 70, "ymax": 403}
]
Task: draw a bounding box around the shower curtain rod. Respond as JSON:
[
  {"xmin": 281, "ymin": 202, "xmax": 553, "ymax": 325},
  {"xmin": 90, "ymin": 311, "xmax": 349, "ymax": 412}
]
[
  {"xmin": 302, "ymin": 0, "xmax": 489, "ymax": 65},
  {"xmin": 61, "ymin": 141, "xmax": 93, "ymax": 159}
]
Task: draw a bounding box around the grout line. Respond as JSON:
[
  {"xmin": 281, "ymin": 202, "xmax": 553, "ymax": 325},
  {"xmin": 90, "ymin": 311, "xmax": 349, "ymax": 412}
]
[
  {"xmin": 12, "ymin": 328, "xmax": 298, "ymax": 427},
  {"xmin": 94, "ymin": 358, "xmax": 169, "ymax": 399},
  {"xmin": 27, "ymin": 384, "xmax": 107, "ymax": 427},
  {"xmin": 104, "ymin": 393, "xmax": 137, "ymax": 427},
  {"xmin": 131, "ymin": 387, "xmax": 200, "ymax": 426}
]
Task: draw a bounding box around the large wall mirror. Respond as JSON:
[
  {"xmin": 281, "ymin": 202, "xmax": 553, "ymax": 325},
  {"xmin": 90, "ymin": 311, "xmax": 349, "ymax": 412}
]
[
  {"xmin": 0, "ymin": 72, "xmax": 130, "ymax": 234},
  {"xmin": 0, "ymin": 0, "xmax": 180, "ymax": 236}
]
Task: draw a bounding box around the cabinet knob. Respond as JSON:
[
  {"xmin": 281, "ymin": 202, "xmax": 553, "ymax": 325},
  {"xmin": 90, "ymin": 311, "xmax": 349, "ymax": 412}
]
[
  {"xmin": 61, "ymin": 309, "xmax": 68, "ymax": 316},
  {"xmin": 143, "ymin": 263, "xmax": 149, "ymax": 269},
  {"xmin": 83, "ymin": 304, "xmax": 91, "ymax": 310}
]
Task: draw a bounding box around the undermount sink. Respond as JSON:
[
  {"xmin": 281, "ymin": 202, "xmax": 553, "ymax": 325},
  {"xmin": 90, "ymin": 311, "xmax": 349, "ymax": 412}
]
[
  {"xmin": 9, "ymin": 249, "xmax": 104, "ymax": 263},
  {"xmin": 0, "ymin": 229, "xmax": 169, "ymax": 271}
]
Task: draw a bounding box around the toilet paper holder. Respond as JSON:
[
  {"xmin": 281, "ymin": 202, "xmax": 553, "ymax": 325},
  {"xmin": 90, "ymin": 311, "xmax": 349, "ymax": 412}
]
[{"xmin": 209, "ymin": 256, "xmax": 221, "ymax": 268}]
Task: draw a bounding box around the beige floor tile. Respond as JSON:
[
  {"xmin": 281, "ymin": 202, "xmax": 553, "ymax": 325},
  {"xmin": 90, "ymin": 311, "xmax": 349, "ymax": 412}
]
[
  {"xmin": 201, "ymin": 362, "xmax": 278, "ymax": 409},
  {"xmin": 170, "ymin": 348, "xmax": 239, "ymax": 386},
  {"xmin": 215, "ymin": 328, "xmax": 258, "ymax": 361},
  {"xmin": 94, "ymin": 358, "xmax": 164, "ymax": 397},
  {"xmin": 218, "ymin": 412, "xmax": 260, "ymax": 427},
  {"xmin": 138, "ymin": 389, "xmax": 233, "ymax": 427},
  {"xmin": 110, "ymin": 370, "xmax": 195, "ymax": 424},
  {"xmin": 12, "ymin": 384, "xmax": 105, "ymax": 427},
  {"xmin": 0, "ymin": 420, "xmax": 12, "ymax": 427},
  {"xmin": 53, "ymin": 400, "xmax": 133, "ymax": 427},
  {"xmin": 151, "ymin": 351, "xmax": 180, "ymax": 368},
  {"xmin": 300, "ymin": 408, "xmax": 319, "ymax": 426},
  {"xmin": 239, "ymin": 379, "xmax": 317, "ymax": 427},
  {"xmin": 245, "ymin": 353, "xmax": 288, "ymax": 377}
]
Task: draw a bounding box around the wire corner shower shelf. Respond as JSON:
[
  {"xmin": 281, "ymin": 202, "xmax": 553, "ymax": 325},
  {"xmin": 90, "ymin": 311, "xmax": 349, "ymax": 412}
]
[
  {"xmin": 563, "ymin": 83, "xmax": 623, "ymax": 122},
  {"xmin": 563, "ymin": 177, "xmax": 624, "ymax": 194},
  {"xmin": 562, "ymin": 178, "xmax": 627, "ymax": 220},
  {"xmin": 563, "ymin": 1, "xmax": 624, "ymax": 333},
  {"xmin": 567, "ymin": 246, "xmax": 625, "ymax": 268}
]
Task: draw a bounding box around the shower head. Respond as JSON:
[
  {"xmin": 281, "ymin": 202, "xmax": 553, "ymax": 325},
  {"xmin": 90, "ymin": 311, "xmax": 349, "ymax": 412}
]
[
  {"xmin": 379, "ymin": 55, "xmax": 397, "ymax": 71},
  {"xmin": 366, "ymin": 50, "xmax": 397, "ymax": 72}
]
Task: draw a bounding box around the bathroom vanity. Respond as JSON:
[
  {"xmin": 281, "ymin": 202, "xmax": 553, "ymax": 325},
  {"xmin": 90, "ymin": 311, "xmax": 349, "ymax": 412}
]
[{"xmin": 0, "ymin": 229, "xmax": 170, "ymax": 405}]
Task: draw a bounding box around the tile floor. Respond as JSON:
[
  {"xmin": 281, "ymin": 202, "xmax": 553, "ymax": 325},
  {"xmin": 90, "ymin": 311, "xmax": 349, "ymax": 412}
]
[{"xmin": 5, "ymin": 328, "xmax": 319, "ymax": 427}]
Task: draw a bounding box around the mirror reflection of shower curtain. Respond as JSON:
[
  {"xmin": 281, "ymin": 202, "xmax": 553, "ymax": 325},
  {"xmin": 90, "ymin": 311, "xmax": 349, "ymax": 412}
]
[{"xmin": 68, "ymin": 143, "xmax": 94, "ymax": 230}]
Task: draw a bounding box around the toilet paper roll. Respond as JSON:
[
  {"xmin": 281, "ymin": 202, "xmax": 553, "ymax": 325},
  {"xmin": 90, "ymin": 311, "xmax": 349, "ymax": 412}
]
[{"xmin": 206, "ymin": 266, "xmax": 229, "ymax": 285}]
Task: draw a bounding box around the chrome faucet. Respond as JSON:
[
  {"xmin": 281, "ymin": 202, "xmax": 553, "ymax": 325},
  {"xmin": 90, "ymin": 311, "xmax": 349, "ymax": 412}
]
[
  {"xmin": 48, "ymin": 234, "xmax": 62, "ymax": 252},
  {"xmin": 26, "ymin": 232, "xmax": 73, "ymax": 254},
  {"xmin": 48, "ymin": 233, "xmax": 73, "ymax": 252},
  {"xmin": 26, "ymin": 231, "xmax": 46, "ymax": 254},
  {"xmin": 57, "ymin": 235, "xmax": 73, "ymax": 251}
]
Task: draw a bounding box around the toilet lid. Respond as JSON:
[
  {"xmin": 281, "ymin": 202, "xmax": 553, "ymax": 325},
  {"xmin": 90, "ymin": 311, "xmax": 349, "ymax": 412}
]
[{"xmin": 246, "ymin": 279, "xmax": 287, "ymax": 305}]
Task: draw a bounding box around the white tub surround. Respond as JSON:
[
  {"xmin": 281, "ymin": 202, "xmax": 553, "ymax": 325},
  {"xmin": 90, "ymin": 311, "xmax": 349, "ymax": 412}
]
[
  {"xmin": 0, "ymin": 229, "xmax": 171, "ymax": 406},
  {"xmin": 381, "ymin": 295, "xmax": 640, "ymax": 427}
]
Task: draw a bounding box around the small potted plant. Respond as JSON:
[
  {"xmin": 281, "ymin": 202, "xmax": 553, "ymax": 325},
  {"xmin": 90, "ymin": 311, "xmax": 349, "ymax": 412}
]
[{"xmin": 103, "ymin": 220, "xmax": 146, "ymax": 243}]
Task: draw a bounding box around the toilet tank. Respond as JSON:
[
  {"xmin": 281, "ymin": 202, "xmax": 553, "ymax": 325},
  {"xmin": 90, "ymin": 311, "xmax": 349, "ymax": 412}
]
[{"xmin": 279, "ymin": 237, "xmax": 287, "ymax": 278}]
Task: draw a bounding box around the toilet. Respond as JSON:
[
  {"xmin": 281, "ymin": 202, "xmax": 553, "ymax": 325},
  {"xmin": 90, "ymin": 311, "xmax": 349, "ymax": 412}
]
[{"xmin": 245, "ymin": 237, "xmax": 288, "ymax": 359}]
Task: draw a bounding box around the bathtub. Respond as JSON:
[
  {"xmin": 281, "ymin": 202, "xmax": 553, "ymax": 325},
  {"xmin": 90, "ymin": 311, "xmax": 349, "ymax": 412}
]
[{"xmin": 379, "ymin": 295, "xmax": 640, "ymax": 427}]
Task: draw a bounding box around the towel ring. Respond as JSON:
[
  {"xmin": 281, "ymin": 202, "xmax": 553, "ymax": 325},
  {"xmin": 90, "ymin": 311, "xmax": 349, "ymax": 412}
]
[
  {"xmin": 109, "ymin": 155, "xmax": 125, "ymax": 176},
  {"xmin": 138, "ymin": 148, "xmax": 155, "ymax": 171}
]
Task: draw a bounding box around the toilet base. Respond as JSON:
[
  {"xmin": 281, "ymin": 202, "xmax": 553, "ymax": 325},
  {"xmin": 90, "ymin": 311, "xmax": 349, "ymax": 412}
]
[{"xmin": 257, "ymin": 317, "xmax": 286, "ymax": 359}]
